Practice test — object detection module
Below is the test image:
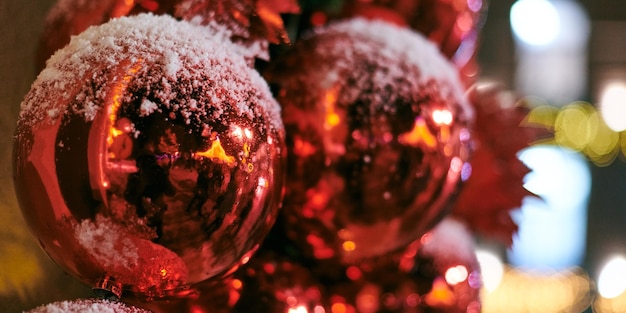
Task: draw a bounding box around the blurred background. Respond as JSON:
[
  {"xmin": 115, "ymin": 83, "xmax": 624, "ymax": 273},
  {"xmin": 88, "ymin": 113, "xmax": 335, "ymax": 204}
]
[{"xmin": 3, "ymin": 0, "xmax": 626, "ymax": 312}]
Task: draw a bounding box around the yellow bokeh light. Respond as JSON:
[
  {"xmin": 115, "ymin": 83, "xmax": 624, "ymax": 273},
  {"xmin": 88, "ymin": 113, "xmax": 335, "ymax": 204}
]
[
  {"xmin": 481, "ymin": 266, "xmax": 593, "ymax": 313},
  {"xmin": 342, "ymin": 240, "xmax": 356, "ymax": 252},
  {"xmin": 554, "ymin": 102, "xmax": 592, "ymax": 151}
]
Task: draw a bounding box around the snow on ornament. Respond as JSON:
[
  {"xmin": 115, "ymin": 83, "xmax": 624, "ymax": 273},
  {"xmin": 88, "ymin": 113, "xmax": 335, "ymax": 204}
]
[
  {"xmin": 36, "ymin": 0, "xmax": 179, "ymax": 71},
  {"xmin": 265, "ymin": 18, "xmax": 473, "ymax": 265},
  {"xmin": 25, "ymin": 298, "xmax": 151, "ymax": 313},
  {"xmin": 14, "ymin": 14, "xmax": 285, "ymax": 300}
]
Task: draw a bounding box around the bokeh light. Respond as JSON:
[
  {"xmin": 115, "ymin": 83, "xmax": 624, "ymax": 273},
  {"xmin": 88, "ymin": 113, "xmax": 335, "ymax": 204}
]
[
  {"xmin": 599, "ymin": 82, "xmax": 626, "ymax": 132},
  {"xmin": 510, "ymin": 145, "xmax": 590, "ymax": 270},
  {"xmin": 525, "ymin": 100, "xmax": 626, "ymax": 166},
  {"xmin": 598, "ymin": 256, "xmax": 626, "ymax": 299},
  {"xmin": 475, "ymin": 250, "xmax": 504, "ymax": 293},
  {"xmin": 510, "ymin": 0, "xmax": 560, "ymax": 46},
  {"xmin": 481, "ymin": 267, "xmax": 593, "ymax": 313}
]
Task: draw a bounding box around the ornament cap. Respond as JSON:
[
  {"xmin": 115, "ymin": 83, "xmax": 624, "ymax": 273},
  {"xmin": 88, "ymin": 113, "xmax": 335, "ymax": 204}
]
[{"xmin": 93, "ymin": 276, "xmax": 123, "ymax": 299}]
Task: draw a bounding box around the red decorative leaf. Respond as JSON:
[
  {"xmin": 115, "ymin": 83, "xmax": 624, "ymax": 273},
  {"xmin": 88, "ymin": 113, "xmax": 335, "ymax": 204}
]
[{"xmin": 452, "ymin": 83, "xmax": 550, "ymax": 246}]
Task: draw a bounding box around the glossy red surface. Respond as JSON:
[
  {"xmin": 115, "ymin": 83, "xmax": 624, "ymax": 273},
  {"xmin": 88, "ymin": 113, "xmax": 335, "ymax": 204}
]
[
  {"xmin": 266, "ymin": 19, "xmax": 473, "ymax": 265},
  {"xmin": 14, "ymin": 16, "xmax": 285, "ymax": 300}
]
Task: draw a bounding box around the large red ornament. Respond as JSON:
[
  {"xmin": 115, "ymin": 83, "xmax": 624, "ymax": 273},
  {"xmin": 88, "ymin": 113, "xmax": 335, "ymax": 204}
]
[
  {"xmin": 266, "ymin": 18, "xmax": 473, "ymax": 264},
  {"xmin": 14, "ymin": 14, "xmax": 285, "ymax": 300}
]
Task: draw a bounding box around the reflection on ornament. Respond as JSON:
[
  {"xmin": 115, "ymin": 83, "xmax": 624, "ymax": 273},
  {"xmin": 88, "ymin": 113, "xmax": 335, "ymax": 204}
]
[
  {"xmin": 266, "ymin": 18, "xmax": 473, "ymax": 264},
  {"xmin": 14, "ymin": 14, "xmax": 284, "ymax": 300}
]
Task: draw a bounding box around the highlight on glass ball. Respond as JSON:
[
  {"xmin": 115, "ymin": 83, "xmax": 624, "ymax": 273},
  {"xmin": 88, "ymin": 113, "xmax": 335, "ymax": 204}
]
[
  {"xmin": 14, "ymin": 14, "xmax": 285, "ymax": 300},
  {"xmin": 266, "ymin": 18, "xmax": 474, "ymax": 264}
]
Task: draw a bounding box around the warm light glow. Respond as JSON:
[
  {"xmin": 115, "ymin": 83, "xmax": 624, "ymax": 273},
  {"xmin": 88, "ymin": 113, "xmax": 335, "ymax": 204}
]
[
  {"xmin": 195, "ymin": 138, "xmax": 236, "ymax": 167},
  {"xmin": 346, "ymin": 266, "xmax": 362, "ymax": 281},
  {"xmin": 324, "ymin": 87, "xmax": 341, "ymax": 129},
  {"xmin": 398, "ymin": 118, "xmax": 437, "ymax": 148},
  {"xmin": 0, "ymin": 239, "xmax": 44, "ymax": 299},
  {"xmin": 476, "ymin": 250, "xmax": 504, "ymax": 293},
  {"xmin": 432, "ymin": 109, "xmax": 453, "ymax": 126},
  {"xmin": 445, "ymin": 265, "xmax": 469, "ymax": 285},
  {"xmin": 598, "ymin": 257, "xmax": 626, "ymax": 299},
  {"xmin": 244, "ymin": 128, "xmax": 253, "ymax": 139},
  {"xmin": 313, "ymin": 306, "xmax": 326, "ymax": 313},
  {"xmin": 232, "ymin": 279, "xmax": 243, "ymax": 290},
  {"xmin": 288, "ymin": 305, "xmax": 309, "ymax": 313},
  {"xmin": 231, "ymin": 125, "xmax": 254, "ymax": 140},
  {"xmin": 331, "ymin": 302, "xmax": 347, "ymax": 313},
  {"xmin": 481, "ymin": 267, "xmax": 593, "ymax": 313},
  {"xmin": 525, "ymin": 101, "xmax": 623, "ymax": 166},
  {"xmin": 554, "ymin": 103, "xmax": 592, "ymax": 151},
  {"xmin": 294, "ymin": 137, "xmax": 317, "ymax": 157},
  {"xmin": 510, "ymin": 0, "xmax": 560, "ymax": 46},
  {"xmin": 424, "ymin": 277, "xmax": 455, "ymax": 306},
  {"xmin": 342, "ymin": 240, "xmax": 356, "ymax": 252},
  {"xmin": 107, "ymin": 63, "xmax": 141, "ymax": 147},
  {"xmin": 599, "ymin": 82, "xmax": 626, "ymax": 132}
]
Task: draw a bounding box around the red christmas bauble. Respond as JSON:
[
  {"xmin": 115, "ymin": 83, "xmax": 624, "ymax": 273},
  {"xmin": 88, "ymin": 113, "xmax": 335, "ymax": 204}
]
[
  {"xmin": 328, "ymin": 218, "xmax": 482, "ymax": 313},
  {"xmin": 14, "ymin": 14, "xmax": 285, "ymax": 300},
  {"xmin": 230, "ymin": 250, "xmax": 326, "ymax": 312},
  {"xmin": 266, "ymin": 18, "xmax": 473, "ymax": 264},
  {"xmin": 339, "ymin": 0, "xmax": 487, "ymax": 68}
]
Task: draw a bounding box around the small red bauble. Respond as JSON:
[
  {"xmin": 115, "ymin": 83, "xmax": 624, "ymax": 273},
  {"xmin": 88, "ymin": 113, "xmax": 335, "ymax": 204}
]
[
  {"xmin": 15, "ymin": 14, "xmax": 285, "ymax": 300},
  {"xmin": 266, "ymin": 18, "xmax": 473, "ymax": 264},
  {"xmin": 328, "ymin": 218, "xmax": 482, "ymax": 313},
  {"xmin": 231, "ymin": 249, "xmax": 326, "ymax": 312}
]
